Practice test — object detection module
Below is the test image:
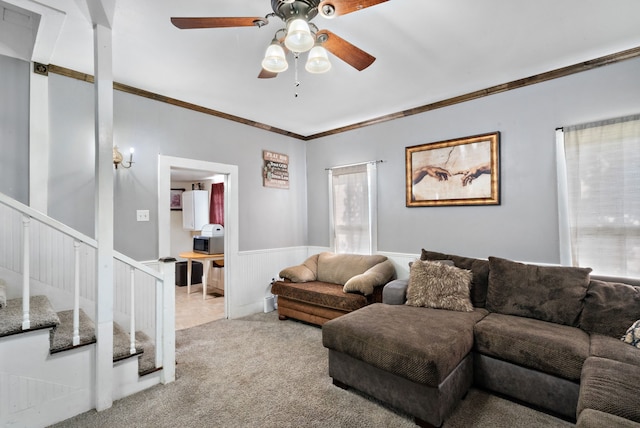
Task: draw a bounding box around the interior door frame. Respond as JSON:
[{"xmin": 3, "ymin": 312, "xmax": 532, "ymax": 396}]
[{"xmin": 158, "ymin": 155, "xmax": 239, "ymax": 318}]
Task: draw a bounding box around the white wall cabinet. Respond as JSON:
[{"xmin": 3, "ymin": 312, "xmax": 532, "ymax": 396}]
[{"xmin": 182, "ymin": 190, "xmax": 209, "ymax": 231}]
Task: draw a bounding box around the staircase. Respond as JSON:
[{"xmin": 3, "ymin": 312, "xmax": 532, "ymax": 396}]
[{"xmin": 0, "ymin": 193, "xmax": 176, "ymax": 427}]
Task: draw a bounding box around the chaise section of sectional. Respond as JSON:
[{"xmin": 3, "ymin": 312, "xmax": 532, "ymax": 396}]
[{"xmin": 322, "ymin": 303, "xmax": 488, "ymax": 427}]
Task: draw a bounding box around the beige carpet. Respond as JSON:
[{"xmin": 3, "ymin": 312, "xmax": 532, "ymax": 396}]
[{"xmin": 52, "ymin": 311, "xmax": 574, "ymax": 427}]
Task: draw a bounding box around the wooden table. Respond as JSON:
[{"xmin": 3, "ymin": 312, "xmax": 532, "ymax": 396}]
[{"xmin": 178, "ymin": 251, "xmax": 224, "ymax": 300}]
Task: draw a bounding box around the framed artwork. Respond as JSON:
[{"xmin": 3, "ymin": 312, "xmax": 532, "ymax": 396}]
[
  {"xmin": 406, "ymin": 132, "xmax": 500, "ymax": 207},
  {"xmin": 170, "ymin": 188, "xmax": 185, "ymax": 211}
]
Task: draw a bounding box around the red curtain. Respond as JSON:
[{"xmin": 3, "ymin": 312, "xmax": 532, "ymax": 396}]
[{"xmin": 210, "ymin": 183, "xmax": 224, "ymax": 226}]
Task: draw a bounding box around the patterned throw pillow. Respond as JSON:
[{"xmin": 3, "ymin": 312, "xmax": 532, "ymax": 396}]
[
  {"xmin": 621, "ymin": 319, "xmax": 640, "ymax": 348},
  {"xmin": 406, "ymin": 260, "xmax": 473, "ymax": 312}
]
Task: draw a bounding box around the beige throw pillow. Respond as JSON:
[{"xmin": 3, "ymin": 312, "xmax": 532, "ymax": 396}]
[{"xmin": 406, "ymin": 260, "xmax": 473, "ymax": 312}]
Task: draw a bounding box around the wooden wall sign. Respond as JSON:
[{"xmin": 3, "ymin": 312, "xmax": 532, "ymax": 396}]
[{"xmin": 263, "ymin": 150, "xmax": 289, "ymax": 189}]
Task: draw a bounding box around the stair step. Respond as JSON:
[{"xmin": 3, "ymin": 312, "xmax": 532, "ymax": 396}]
[
  {"xmin": 0, "ymin": 295, "xmax": 60, "ymax": 338},
  {"xmin": 50, "ymin": 309, "xmax": 97, "ymax": 353},
  {"xmin": 113, "ymin": 322, "xmax": 144, "ymax": 362},
  {"xmin": 136, "ymin": 330, "xmax": 158, "ymax": 376}
]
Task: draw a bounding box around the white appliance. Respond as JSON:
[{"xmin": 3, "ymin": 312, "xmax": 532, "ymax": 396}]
[{"xmin": 182, "ymin": 190, "xmax": 209, "ymax": 231}]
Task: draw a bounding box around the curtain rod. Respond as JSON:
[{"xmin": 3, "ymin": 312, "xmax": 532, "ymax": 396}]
[{"xmin": 325, "ymin": 160, "xmax": 384, "ymax": 171}]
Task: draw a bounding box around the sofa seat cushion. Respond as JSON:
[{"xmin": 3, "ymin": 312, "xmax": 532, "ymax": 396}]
[
  {"xmin": 271, "ymin": 281, "xmax": 368, "ymax": 312},
  {"xmin": 589, "ymin": 334, "xmax": 640, "ymax": 367},
  {"xmin": 322, "ymin": 303, "xmax": 488, "ymax": 387},
  {"xmin": 577, "ymin": 409, "xmax": 640, "ymax": 428},
  {"xmin": 578, "ymin": 356, "xmax": 640, "ymax": 424},
  {"xmin": 474, "ymin": 313, "xmax": 589, "ymax": 380}
]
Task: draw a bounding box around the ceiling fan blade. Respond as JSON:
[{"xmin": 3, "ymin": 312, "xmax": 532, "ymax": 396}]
[
  {"xmin": 171, "ymin": 17, "xmax": 267, "ymax": 29},
  {"xmin": 319, "ymin": 0, "xmax": 388, "ymax": 17},
  {"xmin": 317, "ymin": 29, "xmax": 375, "ymax": 71},
  {"xmin": 258, "ymin": 69, "xmax": 278, "ymax": 79}
]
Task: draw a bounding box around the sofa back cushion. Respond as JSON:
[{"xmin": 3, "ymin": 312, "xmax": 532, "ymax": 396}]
[
  {"xmin": 579, "ymin": 279, "xmax": 640, "ymax": 338},
  {"xmin": 486, "ymin": 257, "xmax": 591, "ymax": 326},
  {"xmin": 421, "ymin": 249, "xmax": 490, "ymax": 308},
  {"xmin": 317, "ymin": 252, "xmax": 388, "ymax": 286}
]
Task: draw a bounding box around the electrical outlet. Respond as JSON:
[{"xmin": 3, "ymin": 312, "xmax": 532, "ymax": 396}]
[{"xmin": 136, "ymin": 210, "xmax": 150, "ymax": 222}]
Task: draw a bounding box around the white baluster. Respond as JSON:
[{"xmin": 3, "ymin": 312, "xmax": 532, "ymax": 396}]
[
  {"xmin": 73, "ymin": 241, "xmax": 81, "ymax": 346},
  {"xmin": 129, "ymin": 266, "xmax": 136, "ymax": 354},
  {"xmin": 22, "ymin": 215, "xmax": 30, "ymax": 330}
]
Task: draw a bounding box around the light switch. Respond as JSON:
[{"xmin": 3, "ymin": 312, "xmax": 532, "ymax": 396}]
[{"xmin": 136, "ymin": 210, "xmax": 150, "ymax": 222}]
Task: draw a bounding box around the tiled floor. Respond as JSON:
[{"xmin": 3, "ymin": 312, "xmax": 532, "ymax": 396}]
[{"xmin": 175, "ymin": 283, "xmax": 225, "ymax": 330}]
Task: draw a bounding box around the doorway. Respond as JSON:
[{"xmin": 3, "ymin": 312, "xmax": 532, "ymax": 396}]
[{"xmin": 158, "ymin": 155, "xmax": 239, "ymax": 326}]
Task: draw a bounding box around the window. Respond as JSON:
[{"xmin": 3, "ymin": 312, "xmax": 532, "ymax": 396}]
[
  {"xmin": 558, "ymin": 114, "xmax": 640, "ymax": 277},
  {"xmin": 328, "ymin": 162, "xmax": 378, "ymax": 254}
]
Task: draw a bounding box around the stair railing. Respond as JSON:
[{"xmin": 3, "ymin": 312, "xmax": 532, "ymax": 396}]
[
  {"xmin": 0, "ymin": 193, "xmax": 98, "ymax": 333},
  {"xmin": 0, "ymin": 191, "xmax": 175, "ymax": 382}
]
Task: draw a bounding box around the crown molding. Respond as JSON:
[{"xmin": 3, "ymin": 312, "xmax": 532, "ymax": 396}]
[{"xmin": 47, "ymin": 45, "xmax": 640, "ymax": 141}]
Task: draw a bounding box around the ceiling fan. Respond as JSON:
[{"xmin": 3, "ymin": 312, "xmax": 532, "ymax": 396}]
[{"xmin": 171, "ymin": 0, "xmax": 389, "ymax": 78}]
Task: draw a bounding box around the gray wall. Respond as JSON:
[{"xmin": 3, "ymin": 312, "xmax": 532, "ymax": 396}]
[
  {"xmin": 0, "ymin": 54, "xmax": 29, "ymax": 204},
  {"xmin": 306, "ymin": 57, "xmax": 640, "ymax": 264},
  {"xmin": 4, "ymin": 53, "xmax": 640, "ymax": 264},
  {"xmin": 47, "ymin": 74, "xmax": 307, "ymax": 260}
]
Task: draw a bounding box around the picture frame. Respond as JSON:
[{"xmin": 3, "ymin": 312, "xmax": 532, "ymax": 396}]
[
  {"xmin": 170, "ymin": 188, "xmax": 185, "ymax": 211},
  {"xmin": 406, "ymin": 132, "xmax": 500, "ymax": 207}
]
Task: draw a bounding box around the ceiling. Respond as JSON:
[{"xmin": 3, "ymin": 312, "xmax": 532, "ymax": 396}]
[{"xmin": 3, "ymin": 0, "xmax": 640, "ymax": 138}]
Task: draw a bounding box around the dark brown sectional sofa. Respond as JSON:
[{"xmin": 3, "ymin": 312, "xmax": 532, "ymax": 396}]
[{"xmin": 322, "ymin": 249, "xmax": 640, "ymax": 427}]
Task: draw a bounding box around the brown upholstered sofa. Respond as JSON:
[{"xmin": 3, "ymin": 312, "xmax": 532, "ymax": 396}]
[
  {"xmin": 322, "ymin": 249, "xmax": 640, "ymax": 427},
  {"xmin": 270, "ymin": 252, "xmax": 396, "ymax": 326}
]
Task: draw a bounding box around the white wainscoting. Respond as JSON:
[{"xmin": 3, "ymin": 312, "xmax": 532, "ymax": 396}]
[
  {"xmin": 232, "ymin": 247, "xmax": 310, "ymax": 318},
  {"xmin": 378, "ymin": 251, "xmax": 421, "ymax": 280}
]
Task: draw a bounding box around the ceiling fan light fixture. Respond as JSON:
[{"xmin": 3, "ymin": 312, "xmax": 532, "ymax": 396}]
[
  {"xmin": 305, "ymin": 45, "xmax": 331, "ymax": 73},
  {"xmin": 261, "ymin": 42, "xmax": 288, "ymax": 73},
  {"xmin": 284, "ymin": 18, "xmax": 315, "ymax": 53}
]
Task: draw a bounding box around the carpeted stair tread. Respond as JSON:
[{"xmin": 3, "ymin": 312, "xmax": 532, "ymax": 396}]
[
  {"xmin": 113, "ymin": 322, "xmax": 144, "ymax": 362},
  {"xmin": 136, "ymin": 330, "xmax": 158, "ymax": 376},
  {"xmin": 0, "ymin": 295, "xmax": 60, "ymax": 338},
  {"xmin": 50, "ymin": 309, "xmax": 97, "ymax": 353}
]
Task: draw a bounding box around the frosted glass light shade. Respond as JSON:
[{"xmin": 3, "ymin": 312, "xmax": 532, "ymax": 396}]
[
  {"xmin": 261, "ymin": 43, "xmax": 288, "ymax": 73},
  {"xmin": 305, "ymin": 46, "xmax": 331, "ymax": 73},
  {"xmin": 284, "ymin": 19, "xmax": 314, "ymax": 53}
]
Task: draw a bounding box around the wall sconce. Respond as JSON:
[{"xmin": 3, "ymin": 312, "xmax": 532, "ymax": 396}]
[{"xmin": 113, "ymin": 146, "xmax": 134, "ymax": 169}]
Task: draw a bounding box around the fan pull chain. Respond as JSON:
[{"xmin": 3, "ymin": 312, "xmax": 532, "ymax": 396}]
[{"xmin": 294, "ymin": 52, "xmax": 300, "ymax": 98}]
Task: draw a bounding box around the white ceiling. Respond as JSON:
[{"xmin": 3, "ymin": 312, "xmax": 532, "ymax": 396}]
[{"xmin": 5, "ymin": 0, "xmax": 640, "ymax": 137}]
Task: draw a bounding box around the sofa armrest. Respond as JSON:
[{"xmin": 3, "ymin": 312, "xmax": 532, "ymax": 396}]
[
  {"xmin": 279, "ymin": 254, "xmax": 319, "ymax": 282},
  {"xmin": 383, "ymin": 279, "xmax": 408, "ymax": 305}
]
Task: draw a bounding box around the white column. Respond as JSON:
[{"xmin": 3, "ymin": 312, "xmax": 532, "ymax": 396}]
[
  {"xmin": 93, "ymin": 21, "xmax": 115, "ymax": 412},
  {"xmin": 29, "ymin": 71, "xmax": 50, "ymax": 213},
  {"xmin": 159, "ymin": 259, "xmax": 176, "ymax": 384}
]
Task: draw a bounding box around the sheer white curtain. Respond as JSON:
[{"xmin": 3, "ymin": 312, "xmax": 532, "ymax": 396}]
[
  {"xmin": 561, "ymin": 114, "xmax": 640, "ymax": 277},
  {"xmin": 328, "ymin": 162, "xmax": 377, "ymax": 255}
]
